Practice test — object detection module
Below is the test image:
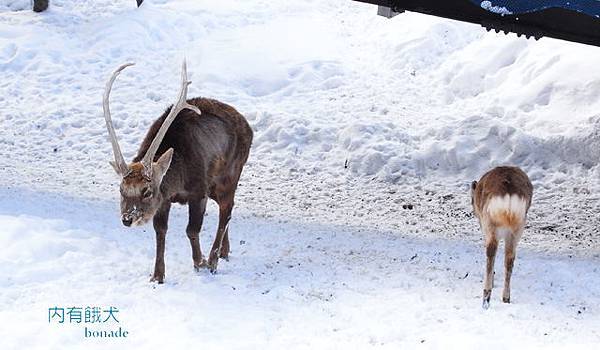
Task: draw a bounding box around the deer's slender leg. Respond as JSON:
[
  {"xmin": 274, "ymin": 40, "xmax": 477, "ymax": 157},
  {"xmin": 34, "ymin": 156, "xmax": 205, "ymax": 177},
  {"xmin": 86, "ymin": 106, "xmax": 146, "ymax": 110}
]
[
  {"xmin": 220, "ymin": 228, "xmax": 230, "ymax": 260},
  {"xmin": 207, "ymin": 191, "xmax": 234, "ymax": 273},
  {"xmin": 483, "ymin": 225, "xmax": 498, "ymax": 309},
  {"xmin": 503, "ymin": 228, "xmax": 521, "ymax": 303},
  {"xmin": 151, "ymin": 201, "xmax": 171, "ymax": 284},
  {"xmin": 187, "ymin": 197, "xmax": 208, "ymax": 270},
  {"xmin": 220, "ymin": 174, "xmax": 242, "ymax": 261}
]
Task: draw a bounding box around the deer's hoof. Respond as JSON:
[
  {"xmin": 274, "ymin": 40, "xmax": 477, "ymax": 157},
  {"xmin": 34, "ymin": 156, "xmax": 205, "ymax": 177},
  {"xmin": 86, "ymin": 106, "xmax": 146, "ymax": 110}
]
[
  {"xmin": 193, "ymin": 259, "xmax": 208, "ymax": 271},
  {"xmin": 482, "ymin": 289, "xmax": 491, "ymax": 309},
  {"xmin": 150, "ymin": 275, "xmax": 164, "ymax": 284},
  {"xmin": 502, "ymin": 296, "xmax": 511, "ymax": 304},
  {"xmin": 207, "ymin": 249, "xmax": 220, "ymax": 273},
  {"xmin": 207, "ymin": 259, "xmax": 218, "ymax": 274}
]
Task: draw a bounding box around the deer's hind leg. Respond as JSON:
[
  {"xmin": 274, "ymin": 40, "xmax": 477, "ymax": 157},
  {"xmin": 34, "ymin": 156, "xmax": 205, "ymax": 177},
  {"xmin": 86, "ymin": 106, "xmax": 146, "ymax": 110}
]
[
  {"xmin": 217, "ymin": 172, "xmax": 243, "ymax": 261},
  {"xmin": 483, "ymin": 223, "xmax": 498, "ymax": 309},
  {"xmin": 187, "ymin": 197, "xmax": 208, "ymax": 270},
  {"xmin": 502, "ymin": 226, "xmax": 522, "ymax": 303},
  {"xmin": 207, "ymin": 178, "xmax": 236, "ymax": 273},
  {"xmin": 220, "ymin": 227, "xmax": 230, "ymax": 260}
]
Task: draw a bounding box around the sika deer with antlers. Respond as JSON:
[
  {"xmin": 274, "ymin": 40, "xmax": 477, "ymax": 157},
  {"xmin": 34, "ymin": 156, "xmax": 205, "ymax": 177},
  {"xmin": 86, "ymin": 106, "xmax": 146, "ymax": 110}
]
[
  {"xmin": 103, "ymin": 60, "xmax": 252, "ymax": 283},
  {"xmin": 471, "ymin": 166, "xmax": 533, "ymax": 308}
]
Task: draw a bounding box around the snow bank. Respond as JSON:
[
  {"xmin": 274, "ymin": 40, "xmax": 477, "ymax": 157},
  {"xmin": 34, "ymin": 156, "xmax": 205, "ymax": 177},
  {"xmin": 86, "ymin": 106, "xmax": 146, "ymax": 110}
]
[
  {"xmin": 1, "ymin": 0, "xmax": 599, "ymax": 197},
  {"xmin": 0, "ymin": 1, "xmax": 596, "ymax": 247},
  {"xmin": 0, "ymin": 0, "xmax": 596, "ymax": 255},
  {"xmin": 0, "ymin": 1, "xmax": 30, "ymax": 12}
]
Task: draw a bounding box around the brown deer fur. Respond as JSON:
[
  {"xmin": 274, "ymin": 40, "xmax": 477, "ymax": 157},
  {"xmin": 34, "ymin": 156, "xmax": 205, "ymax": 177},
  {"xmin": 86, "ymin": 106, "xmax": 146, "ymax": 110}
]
[
  {"xmin": 471, "ymin": 166, "xmax": 533, "ymax": 308},
  {"xmin": 104, "ymin": 62, "xmax": 252, "ymax": 283},
  {"xmin": 124, "ymin": 98, "xmax": 251, "ymax": 282}
]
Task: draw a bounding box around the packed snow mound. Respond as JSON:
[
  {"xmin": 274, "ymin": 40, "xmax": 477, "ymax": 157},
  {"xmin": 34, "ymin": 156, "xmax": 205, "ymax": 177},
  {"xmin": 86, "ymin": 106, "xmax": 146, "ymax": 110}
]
[
  {"xmin": 0, "ymin": 0, "xmax": 599, "ymax": 191},
  {"xmin": 0, "ymin": 0, "xmax": 29, "ymax": 12}
]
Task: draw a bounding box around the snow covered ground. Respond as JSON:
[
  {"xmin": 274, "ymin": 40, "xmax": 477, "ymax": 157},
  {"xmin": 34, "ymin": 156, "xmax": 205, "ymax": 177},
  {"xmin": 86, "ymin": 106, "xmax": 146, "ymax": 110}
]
[
  {"xmin": 1, "ymin": 0, "xmax": 600, "ymax": 348},
  {"xmin": 2, "ymin": 188, "xmax": 599, "ymax": 349}
]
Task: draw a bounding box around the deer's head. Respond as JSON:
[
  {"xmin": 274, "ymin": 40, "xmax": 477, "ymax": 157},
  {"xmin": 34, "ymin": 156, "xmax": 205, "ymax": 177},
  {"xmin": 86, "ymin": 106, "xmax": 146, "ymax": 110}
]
[{"xmin": 103, "ymin": 60, "xmax": 201, "ymax": 227}]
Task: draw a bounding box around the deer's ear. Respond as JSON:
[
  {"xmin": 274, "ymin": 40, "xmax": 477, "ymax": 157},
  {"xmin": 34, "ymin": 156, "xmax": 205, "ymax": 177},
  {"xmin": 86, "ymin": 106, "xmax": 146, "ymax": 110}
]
[
  {"xmin": 153, "ymin": 148, "xmax": 174, "ymax": 183},
  {"xmin": 471, "ymin": 181, "xmax": 478, "ymax": 191}
]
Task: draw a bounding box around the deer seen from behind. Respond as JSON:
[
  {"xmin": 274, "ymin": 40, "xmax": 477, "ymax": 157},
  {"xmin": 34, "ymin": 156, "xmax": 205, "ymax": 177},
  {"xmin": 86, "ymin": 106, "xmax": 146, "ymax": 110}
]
[
  {"xmin": 471, "ymin": 166, "xmax": 533, "ymax": 309},
  {"xmin": 103, "ymin": 60, "xmax": 253, "ymax": 283}
]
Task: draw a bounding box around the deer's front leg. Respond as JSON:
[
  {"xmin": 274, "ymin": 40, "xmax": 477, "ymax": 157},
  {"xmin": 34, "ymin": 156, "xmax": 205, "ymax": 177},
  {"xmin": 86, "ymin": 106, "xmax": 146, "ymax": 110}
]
[{"xmin": 151, "ymin": 201, "xmax": 171, "ymax": 284}]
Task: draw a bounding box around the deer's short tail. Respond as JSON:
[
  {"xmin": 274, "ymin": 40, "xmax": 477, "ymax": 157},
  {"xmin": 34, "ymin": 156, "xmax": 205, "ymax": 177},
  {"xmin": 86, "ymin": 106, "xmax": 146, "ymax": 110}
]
[{"xmin": 485, "ymin": 194, "xmax": 528, "ymax": 230}]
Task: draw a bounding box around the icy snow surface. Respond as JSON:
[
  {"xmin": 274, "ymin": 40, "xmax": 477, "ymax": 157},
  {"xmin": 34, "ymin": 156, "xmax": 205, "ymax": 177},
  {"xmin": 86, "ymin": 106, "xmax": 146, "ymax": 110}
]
[{"xmin": 1, "ymin": 0, "xmax": 600, "ymax": 348}]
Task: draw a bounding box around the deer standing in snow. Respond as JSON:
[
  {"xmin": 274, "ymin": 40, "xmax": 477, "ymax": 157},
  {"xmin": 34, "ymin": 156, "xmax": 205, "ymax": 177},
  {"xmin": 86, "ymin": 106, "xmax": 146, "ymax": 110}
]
[
  {"xmin": 471, "ymin": 166, "xmax": 533, "ymax": 308},
  {"xmin": 103, "ymin": 60, "xmax": 253, "ymax": 283}
]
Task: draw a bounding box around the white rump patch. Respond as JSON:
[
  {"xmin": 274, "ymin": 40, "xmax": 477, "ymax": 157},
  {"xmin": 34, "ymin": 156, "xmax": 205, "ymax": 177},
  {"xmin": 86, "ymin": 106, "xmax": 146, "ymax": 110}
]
[{"xmin": 485, "ymin": 194, "xmax": 528, "ymax": 230}]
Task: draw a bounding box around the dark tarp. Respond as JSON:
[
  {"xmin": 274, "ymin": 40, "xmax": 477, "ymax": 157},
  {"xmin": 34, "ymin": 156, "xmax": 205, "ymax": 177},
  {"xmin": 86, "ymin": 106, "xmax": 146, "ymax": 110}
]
[
  {"xmin": 473, "ymin": 0, "xmax": 600, "ymax": 17},
  {"xmin": 354, "ymin": 0, "xmax": 600, "ymax": 46}
]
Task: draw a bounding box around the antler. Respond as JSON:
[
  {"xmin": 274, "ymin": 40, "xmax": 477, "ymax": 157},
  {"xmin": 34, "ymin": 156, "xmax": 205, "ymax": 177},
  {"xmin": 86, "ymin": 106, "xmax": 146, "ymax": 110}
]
[
  {"xmin": 103, "ymin": 62, "xmax": 135, "ymax": 175},
  {"xmin": 141, "ymin": 59, "xmax": 201, "ymax": 169}
]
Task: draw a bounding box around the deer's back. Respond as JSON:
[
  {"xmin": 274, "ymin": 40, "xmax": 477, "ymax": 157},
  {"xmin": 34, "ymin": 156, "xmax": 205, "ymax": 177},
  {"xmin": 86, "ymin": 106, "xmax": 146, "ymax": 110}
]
[
  {"xmin": 474, "ymin": 166, "xmax": 533, "ymax": 215},
  {"xmin": 134, "ymin": 98, "xmax": 252, "ymax": 197}
]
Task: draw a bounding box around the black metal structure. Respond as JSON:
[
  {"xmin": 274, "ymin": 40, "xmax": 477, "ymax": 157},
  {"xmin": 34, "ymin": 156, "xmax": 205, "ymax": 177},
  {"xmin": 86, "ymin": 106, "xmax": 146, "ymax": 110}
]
[
  {"xmin": 354, "ymin": 0, "xmax": 600, "ymax": 47},
  {"xmin": 32, "ymin": 0, "xmax": 144, "ymax": 12},
  {"xmin": 32, "ymin": 0, "xmax": 49, "ymax": 12}
]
